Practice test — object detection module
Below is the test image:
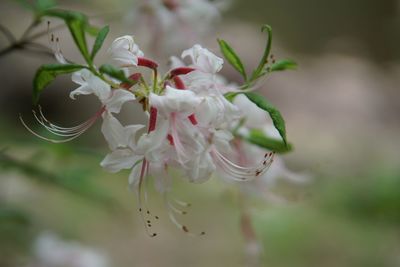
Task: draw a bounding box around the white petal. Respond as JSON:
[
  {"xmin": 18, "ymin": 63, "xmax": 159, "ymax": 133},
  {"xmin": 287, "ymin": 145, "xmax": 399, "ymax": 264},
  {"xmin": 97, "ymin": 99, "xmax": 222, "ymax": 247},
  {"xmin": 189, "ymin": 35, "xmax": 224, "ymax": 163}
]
[
  {"xmin": 182, "ymin": 44, "xmax": 223, "ymax": 74},
  {"xmin": 137, "ymin": 118, "xmax": 169, "ymax": 160},
  {"xmin": 185, "ymin": 151, "xmax": 215, "ymax": 183},
  {"xmin": 100, "ymin": 149, "xmax": 139, "ymax": 173},
  {"xmin": 70, "ymin": 69, "xmax": 111, "ymax": 102},
  {"xmin": 101, "ymin": 113, "xmax": 127, "ymax": 150},
  {"xmin": 125, "ymin": 124, "xmax": 145, "ymax": 149},
  {"xmin": 128, "ymin": 161, "xmax": 143, "ymax": 190},
  {"xmin": 234, "ymin": 94, "xmax": 269, "ymax": 128},
  {"xmin": 149, "ymin": 86, "xmax": 201, "ymax": 117},
  {"xmin": 108, "ymin": 35, "xmax": 144, "ymax": 67},
  {"xmin": 105, "ymin": 89, "xmax": 135, "ymax": 114}
]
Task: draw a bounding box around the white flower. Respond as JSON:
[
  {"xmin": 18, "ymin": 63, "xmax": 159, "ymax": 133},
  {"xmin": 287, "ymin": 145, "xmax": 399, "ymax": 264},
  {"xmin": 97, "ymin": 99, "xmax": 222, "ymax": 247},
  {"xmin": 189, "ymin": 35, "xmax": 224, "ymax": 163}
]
[
  {"xmin": 70, "ymin": 69, "xmax": 136, "ymax": 150},
  {"xmin": 182, "ymin": 44, "xmax": 223, "ymax": 74},
  {"xmin": 149, "ymin": 85, "xmax": 201, "ymax": 118},
  {"xmin": 100, "ymin": 123, "xmax": 146, "ymax": 188},
  {"xmin": 108, "ymin": 35, "xmax": 144, "ymax": 67}
]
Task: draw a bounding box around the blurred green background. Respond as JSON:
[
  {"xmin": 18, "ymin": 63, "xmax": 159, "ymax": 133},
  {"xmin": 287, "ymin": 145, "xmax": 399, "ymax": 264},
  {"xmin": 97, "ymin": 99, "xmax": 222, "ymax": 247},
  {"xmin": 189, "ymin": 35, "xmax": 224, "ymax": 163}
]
[{"xmin": 0, "ymin": 0, "xmax": 399, "ymax": 266}]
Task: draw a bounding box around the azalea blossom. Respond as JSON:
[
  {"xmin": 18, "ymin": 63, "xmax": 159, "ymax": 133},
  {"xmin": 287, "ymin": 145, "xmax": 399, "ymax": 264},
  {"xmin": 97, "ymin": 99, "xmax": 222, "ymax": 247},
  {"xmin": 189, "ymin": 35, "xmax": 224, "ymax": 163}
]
[{"xmin": 23, "ymin": 35, "xmax": 277, "ymax": 236}]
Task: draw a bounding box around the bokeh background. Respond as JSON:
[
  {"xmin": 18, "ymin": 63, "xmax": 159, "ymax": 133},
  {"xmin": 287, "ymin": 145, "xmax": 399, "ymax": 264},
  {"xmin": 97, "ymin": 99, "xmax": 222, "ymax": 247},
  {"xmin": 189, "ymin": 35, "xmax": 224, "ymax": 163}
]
[{"xmin": 1, "ymin": 0, "xmax": 399, "ymax": 266}]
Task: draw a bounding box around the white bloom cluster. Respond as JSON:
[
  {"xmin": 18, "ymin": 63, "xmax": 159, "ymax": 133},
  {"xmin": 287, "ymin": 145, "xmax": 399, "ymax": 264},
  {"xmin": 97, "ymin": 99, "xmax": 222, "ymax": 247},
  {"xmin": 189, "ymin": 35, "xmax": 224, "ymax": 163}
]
[
  {"xmin": 22, "ymin": 36, "xmax": 275, "ymax": 236},
  {"xmin": 130, "ymin": 0, "xmax": 230, "ymax": 54}
]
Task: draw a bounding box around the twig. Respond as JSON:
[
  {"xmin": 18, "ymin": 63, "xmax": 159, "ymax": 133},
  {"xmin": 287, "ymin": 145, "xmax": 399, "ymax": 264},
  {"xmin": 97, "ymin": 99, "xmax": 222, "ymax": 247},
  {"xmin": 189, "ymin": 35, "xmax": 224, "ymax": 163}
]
[{"xmin": 0, "ymin": 24, "xmax": 16, "ymax": 43}]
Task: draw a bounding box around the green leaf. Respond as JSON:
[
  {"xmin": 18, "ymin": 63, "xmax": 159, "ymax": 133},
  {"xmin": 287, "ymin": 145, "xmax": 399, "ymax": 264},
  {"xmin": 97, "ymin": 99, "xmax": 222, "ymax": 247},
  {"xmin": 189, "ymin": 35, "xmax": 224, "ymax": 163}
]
[
  {"xmin": 270, "ymin": 59, "xmax": 297, "ymax": 72},
  {"xmin": 243, "ymin": 129, "xmax": 293, "ymax": 153},
  {"xmin": 33, "ymin": 64, "xmax": 85, "ymax": 104},
  {"xmin": 85, "ymin": 24, "xmax": 100, "ymax": 37},
  {"xmin": 244, "ymin": 92, "xmax": 288, "ymax": 146},
  {"xmin": 224, "ymin": 92, "xmax": 239, "ymax": 102},
  {"xmin": 42, "ymin": 9, "xmax": 93, "ymax": 64},
  {"xmin": 35, "ymin": 0, "xmax": 56, "ymax": 12},
  {"xmin": 217, "ymin": 39, "xmax": 247, "ymax": 81},
  {"xmin": 91, "ymin": 25, "xmax": 109, "ymax": 60},
  {"xmin": 250, "ymin": 25, "xmax": 273, "ymax": 81},
  {"xmin": 99, "ymin": 64, "xmax": 131, "ymax": 83}
]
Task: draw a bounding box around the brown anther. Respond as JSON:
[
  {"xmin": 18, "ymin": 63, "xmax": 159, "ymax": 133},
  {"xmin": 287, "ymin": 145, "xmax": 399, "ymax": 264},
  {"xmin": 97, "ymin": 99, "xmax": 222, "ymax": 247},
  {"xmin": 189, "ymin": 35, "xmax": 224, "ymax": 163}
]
[
  {"xmin": 182, "ymin": 211, "xmax": 187, "ymax": 215},
  {"xmin": 182, "ymin": 226, "xmax": 189, "ymax": 233},
  {"xmin": 155, "ymin": 216, "xmax": 159, "ymax": 220},
  {"xmin": 200, "ymin": 231, "xmax": 206, "ymax": 235},
  {"xmin": 147, "ymin": 210, "xmax": 150, "ymax": 215}
]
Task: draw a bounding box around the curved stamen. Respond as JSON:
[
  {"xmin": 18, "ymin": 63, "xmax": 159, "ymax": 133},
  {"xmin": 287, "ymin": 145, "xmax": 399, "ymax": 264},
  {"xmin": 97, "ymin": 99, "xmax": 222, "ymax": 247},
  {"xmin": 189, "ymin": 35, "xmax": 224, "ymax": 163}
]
[
  {"xmin": 136, "ymin": 160, "xmax": 158, "ymax": 237},
  {"xmin": 19, "ymin": 107, "xmax": 104, "ymax": 143},
  {"xmin": 32, "ymin": 111, "xmax": 94, "ymax": 136},
  {"xmin": 37, "ymin": 106, "xmax": 94, "ymax": 131},
  {"xmin": 212, "ymin": 149, "xmax": 275, "ymax": 181},
  {"xmin": 164, "ymin": 193, "xmax": 205, "ymax": 237}
]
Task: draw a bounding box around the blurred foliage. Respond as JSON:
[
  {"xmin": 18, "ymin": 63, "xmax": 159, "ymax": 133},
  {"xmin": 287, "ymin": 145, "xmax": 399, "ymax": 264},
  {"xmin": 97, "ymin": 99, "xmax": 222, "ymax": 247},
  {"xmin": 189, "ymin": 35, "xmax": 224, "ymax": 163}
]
[
  {"xmin": 253, "ymin": 172, "xmax": 400, "ymax": 267},
  {"xmin": 0, "ymin": 150, "xmax": 119, "ymax": 209},
  {"xmin": 0, "ymin": 206, "xmax": 34, "ymax": 266},
  {"xmin": 229, "ymin": 0, "xmax": 400, "ymax": 63}
]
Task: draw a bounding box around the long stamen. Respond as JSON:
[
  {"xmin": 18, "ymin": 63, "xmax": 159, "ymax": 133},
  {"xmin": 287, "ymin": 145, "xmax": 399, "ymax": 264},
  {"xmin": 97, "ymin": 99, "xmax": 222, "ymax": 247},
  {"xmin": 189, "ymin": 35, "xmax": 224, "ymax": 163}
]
[
  {"xmin": 19, "ymin": 107, "xmax": 105, "ymax": 143},
  {"xmin": 164, "ymin": 193, "xmax": 205, "ymax": 237},
  {"xmin": 137, "ymin": 159, "xmax": 158, "ymax": 237},
  {"xmin": 212, "ymin": 149, "xmax": 275, "ymax": 181},
  {"xmin": 47, "ymin": 24, "xmax": 68, "ymax": 64}
]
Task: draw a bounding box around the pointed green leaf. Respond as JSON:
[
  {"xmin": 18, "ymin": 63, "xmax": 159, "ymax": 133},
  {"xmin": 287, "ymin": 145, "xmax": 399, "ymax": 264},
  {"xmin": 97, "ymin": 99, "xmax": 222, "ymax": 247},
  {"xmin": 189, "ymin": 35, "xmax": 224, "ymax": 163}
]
[
  {"xmin": 99, "ymin": 64, "xmax": 131, "ymax": 83},
  {"xmin": 218, "ymin": 39, "xmax": 247, "ymax": 81},
  {"xmin": 243, "ymin": 129, "xmax": 293, "ymax": 153},
  {"xmin": 85, "ymin": 24, "xmax": 100, "ymax": 37},
  {"xmin": 244, "ymin": 92, "xmax": 288, "ymax": 146},
  {"xmin": 35, "ymin": 0, "xmax": 56, "ymax": 12},
  {"xmin": 91, "ymin": 25, "xmax": 109, "ymax": 60},
  {"xmin": 33, "ymin": 64, "xmax": 85, "ymax": 104},
  {"xmin": 250, "ymin": 25, "xmax": 273, "ymax": 81},
  {"xmin": 270, "ymin": 59, "xmax": 297, "ymax": 72}
]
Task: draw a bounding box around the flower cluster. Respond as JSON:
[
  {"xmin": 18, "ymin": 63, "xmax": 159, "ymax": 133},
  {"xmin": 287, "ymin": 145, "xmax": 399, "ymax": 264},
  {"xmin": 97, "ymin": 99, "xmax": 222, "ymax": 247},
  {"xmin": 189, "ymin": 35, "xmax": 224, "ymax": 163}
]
[{"xmin": 21, "ymin": 15, "xmax": 298, "ymax": 235}]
